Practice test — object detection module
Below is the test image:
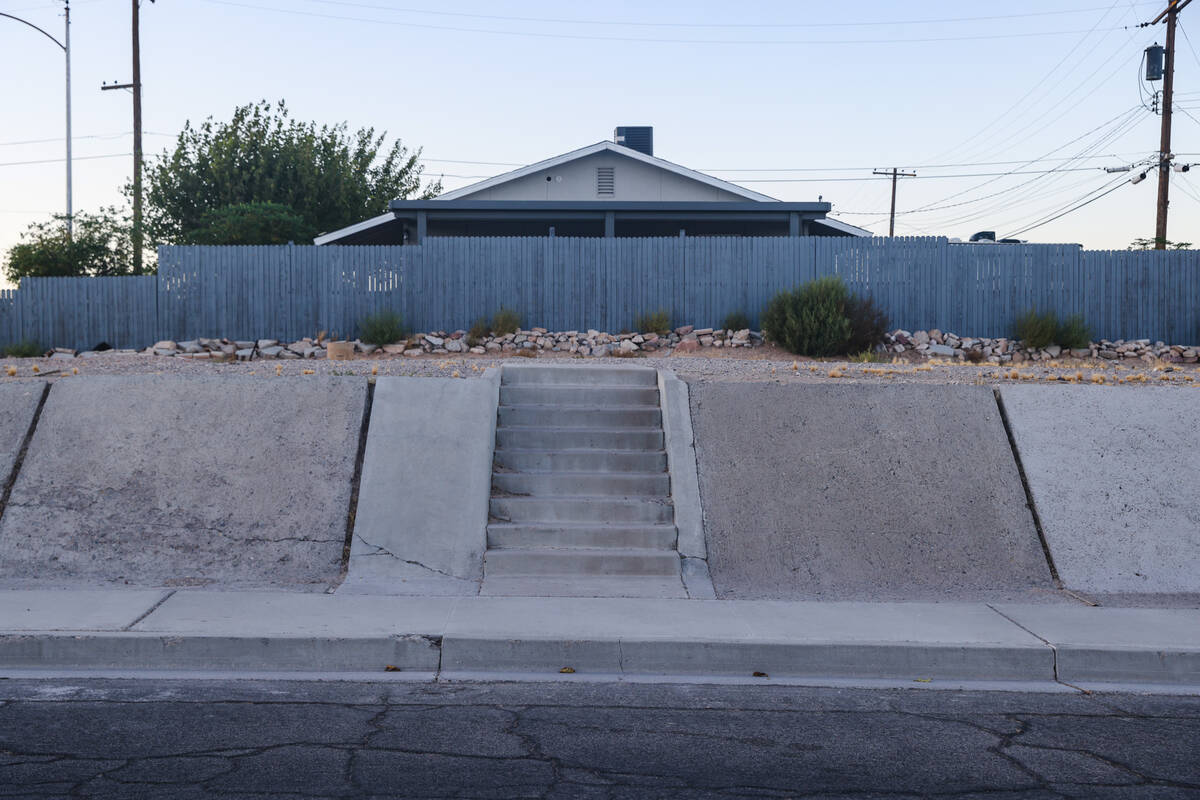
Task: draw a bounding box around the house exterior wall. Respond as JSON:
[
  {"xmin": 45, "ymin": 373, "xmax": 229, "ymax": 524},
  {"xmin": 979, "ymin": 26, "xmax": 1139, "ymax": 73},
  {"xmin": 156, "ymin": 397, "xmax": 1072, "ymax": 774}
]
[{"xmin": 449, "ymin": 152, "xmax": 751, "ymax": 202}]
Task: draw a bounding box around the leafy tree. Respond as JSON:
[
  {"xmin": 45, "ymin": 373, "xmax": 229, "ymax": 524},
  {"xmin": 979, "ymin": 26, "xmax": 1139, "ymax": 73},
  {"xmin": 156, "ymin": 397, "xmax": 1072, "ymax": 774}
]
[
  {"xmin": 1129, "ymin": 237, "xmax": 1192, "ymax": 250},
  {"xmin": 187, "ymin": 202, "xmax": 313, "ymax": 245},
  {"xmin": 139, "ymin": 100, "xmax": 441, "ymax": 244},
  {"xmin": 3, "ymin": 208, "xmax": 146, "ymax": 283}
]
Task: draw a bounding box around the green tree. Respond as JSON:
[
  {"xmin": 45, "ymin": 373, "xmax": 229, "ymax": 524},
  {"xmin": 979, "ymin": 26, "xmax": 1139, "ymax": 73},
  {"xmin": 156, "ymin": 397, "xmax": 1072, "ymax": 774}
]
[
  {"xmin": 3, "ymin": 208, "xmax": 145, "ymax": 283},
  {"xmin": 139, "ymin": 100, "xmax": 441, "ymax": 244},
  {"xmin": 1129, "ymin": 237, "xmax": 1192, "ymax": 250},
  {"xmin": 187, "ymin": 202, "xmax": 313, "ymax": 245}
]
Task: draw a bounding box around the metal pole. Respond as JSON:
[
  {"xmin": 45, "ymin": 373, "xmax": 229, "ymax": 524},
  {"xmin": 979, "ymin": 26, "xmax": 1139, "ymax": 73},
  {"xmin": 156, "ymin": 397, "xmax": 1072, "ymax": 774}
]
[
  {"xmin": 64, "ymin": 0, "xmax": 72, "ymax": 240},
  {"xmin": 888, "ymin": 169, "xmax": 899, "ymax": 237},
  {"xmin": 1154, "ymin": 2, "xmax": 1177, "ymax": 249},
  {"xmin": 132, "ymin": 0, "xmax": 143, "ymax": 273}
]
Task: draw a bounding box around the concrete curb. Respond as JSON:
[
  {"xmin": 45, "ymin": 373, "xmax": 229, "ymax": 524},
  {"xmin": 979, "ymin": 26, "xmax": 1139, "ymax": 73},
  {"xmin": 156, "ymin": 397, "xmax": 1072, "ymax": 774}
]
[{"xmin": 2, "ymin": 591, "xmax": 1197, "ymax": 689}]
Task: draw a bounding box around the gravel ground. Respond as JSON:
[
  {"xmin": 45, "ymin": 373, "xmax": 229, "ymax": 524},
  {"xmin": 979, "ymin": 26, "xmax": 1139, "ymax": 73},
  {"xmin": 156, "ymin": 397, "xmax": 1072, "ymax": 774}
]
[{"xmin": 5, "ymin": 344, "xmax": 1199, "ymax": 388}]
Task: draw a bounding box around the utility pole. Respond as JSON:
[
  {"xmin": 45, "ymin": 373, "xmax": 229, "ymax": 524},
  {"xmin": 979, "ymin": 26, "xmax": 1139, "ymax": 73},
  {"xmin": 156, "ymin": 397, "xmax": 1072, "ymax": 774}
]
[
  {"xmin": 1147, "ymin": 0, "xmax": 1191, "ymax": 249},
  {"xmin": 873, "ymin": 168, "xmax": 917, "ymax": 237},
  {"xmin": 102, "ymin": 0, "xmax": 152, "ymax": 273}
]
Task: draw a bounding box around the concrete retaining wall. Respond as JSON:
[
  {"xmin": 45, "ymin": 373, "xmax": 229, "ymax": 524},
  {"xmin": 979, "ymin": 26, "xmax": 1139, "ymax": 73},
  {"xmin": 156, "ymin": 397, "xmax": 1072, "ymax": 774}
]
[
  {"xmin": 999, "ymin": 385, "xmax": 1200, "ymax": 596},
  {"xmin": 339, "ymin": 372, "xmax": 500, "ymax": 595},
  {"xmin": 0, "ymin": 376, "xmax": 367, "ymax": 589},
  {"xmin": 0, "ymin": 384, "xmax": 42, "ymax": 490},
  {"xmin": 689, "ymin": 382, "xmax": 1054, "ymax": 602}
]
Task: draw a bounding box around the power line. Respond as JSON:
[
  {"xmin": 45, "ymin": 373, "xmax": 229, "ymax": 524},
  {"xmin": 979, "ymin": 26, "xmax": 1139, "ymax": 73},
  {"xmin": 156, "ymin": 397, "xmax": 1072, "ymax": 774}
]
[
  {"xmin": 0, "ymin": 152, "xmax": 129, "ymax": 168},
  {"xmin": 290, "ymin": 0, "xmax": 1163, "ymax": 29},
  {"xmin": 198, "ymin": 0, "xmax": 1138, "ymax": 45},
  {"xmin": 0, "ymin": 130, "xmax": 173, "ymax": 147},
  {"xmin": 1005, "ymin": 175, "xmax": 1133, "ymax": 237}
]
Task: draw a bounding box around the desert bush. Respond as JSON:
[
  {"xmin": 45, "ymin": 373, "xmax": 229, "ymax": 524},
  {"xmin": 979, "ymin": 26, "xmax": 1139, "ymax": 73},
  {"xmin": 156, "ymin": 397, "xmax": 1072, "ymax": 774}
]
[
  {"xmin": 1057, "ymin": 314, "xmax": 1093, "ymax": 350},
  {"xmin": 358, "ymin": 310, "xmax": 406, "ymax": 345},
  {"xmin": 761, "ymin": 276, "xmax": 852, "ymax": 357},
  {"xmin": 491, "ymin": 307, "xmax": 522, "ymax": 336},
  {"xmin": 467, "ymin": 316, "xmax": 490, "ymax": 346},
  {"xmin": 845, "ymin": 294, "xmax": 890, "ymax": 354},
  {"xmin": 722, "ymin": 310, "xmax": 751, "ymax": 332},
  {"xmin": 2, "ymin": 340, "xmax": 43, "ymax": 358},
  {"xmin": 1013, "ymin": 308, "xmax": 1059, "ymax": 350},
  {"xmin": 634, "ymin": 309, "xmax": 672, "ymax": 334}
]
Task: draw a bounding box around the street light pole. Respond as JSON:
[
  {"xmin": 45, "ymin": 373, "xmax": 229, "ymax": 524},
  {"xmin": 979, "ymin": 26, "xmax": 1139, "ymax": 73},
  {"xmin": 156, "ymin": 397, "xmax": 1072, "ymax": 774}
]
[{"xmin": 0, "ymin": 2, "xmax": 72, "ymax": 239}]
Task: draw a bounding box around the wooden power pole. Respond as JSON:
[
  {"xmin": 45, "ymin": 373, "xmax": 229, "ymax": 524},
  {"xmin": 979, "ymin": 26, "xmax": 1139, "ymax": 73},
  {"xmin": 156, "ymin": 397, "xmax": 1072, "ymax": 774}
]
[
  {"xmin": 873, "ymin": 168, "xmax": 917, "ymax": 237},
  {"xmin": 101, "ymin": 0, "xmax": 151, "ymax": 272},
  {"xmin": 1149, "ymin": 0, "xmax": 1191, "ymax": 248}
]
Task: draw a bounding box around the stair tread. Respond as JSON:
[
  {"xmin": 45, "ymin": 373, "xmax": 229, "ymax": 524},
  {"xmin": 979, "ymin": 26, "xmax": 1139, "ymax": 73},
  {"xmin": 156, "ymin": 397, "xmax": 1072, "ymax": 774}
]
[
  {"xmin": 486, "ymin": 546, "xmax": 678, "ymax": 555},
  {"xmin": 493, "ymin": 469, "xmax": 667, "ymax": 477},
  {"xmin": 479, "ymin": 575, "xmax": 687, "ymax": 599}
]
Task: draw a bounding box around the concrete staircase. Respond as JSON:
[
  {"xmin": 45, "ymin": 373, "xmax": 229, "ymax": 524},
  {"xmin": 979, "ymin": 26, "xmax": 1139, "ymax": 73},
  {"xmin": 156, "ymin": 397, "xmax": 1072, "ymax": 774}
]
[{"xmin": 483, "ymin": 365, "xmax": 687, "ymax": 598}]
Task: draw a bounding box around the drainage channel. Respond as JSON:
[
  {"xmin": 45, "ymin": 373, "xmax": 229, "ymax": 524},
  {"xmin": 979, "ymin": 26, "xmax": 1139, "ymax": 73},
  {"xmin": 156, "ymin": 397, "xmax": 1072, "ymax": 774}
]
[{"xmin": 0, "ymin": 383, "xmax": 50, "ymax": 527}]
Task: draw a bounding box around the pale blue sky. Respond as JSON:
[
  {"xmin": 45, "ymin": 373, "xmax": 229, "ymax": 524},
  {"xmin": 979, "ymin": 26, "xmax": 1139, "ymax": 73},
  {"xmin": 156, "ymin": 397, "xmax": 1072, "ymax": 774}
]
[{"xmin": 2, "ymin": 0, "xmax": 1198, "ymax": 284}]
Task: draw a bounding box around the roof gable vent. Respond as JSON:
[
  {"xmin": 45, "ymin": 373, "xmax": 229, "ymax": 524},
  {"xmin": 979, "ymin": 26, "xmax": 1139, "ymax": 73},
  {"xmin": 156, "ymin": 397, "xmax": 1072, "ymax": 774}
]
[{"xmin": 596, "ymin": 166, "xmax": 615, "ymax": 195}]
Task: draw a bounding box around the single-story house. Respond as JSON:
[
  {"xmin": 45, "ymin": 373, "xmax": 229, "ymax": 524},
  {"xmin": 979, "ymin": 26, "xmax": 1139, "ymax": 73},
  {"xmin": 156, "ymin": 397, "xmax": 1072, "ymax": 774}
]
[{"xmin": 315, "ymin": 126, "xmax": 870, "ymax": 244}]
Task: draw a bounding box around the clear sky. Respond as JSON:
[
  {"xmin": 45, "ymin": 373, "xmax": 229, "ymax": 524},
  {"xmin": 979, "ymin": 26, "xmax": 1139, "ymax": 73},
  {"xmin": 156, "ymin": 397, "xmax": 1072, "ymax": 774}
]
[{"xmin": 2, "ymin": 0, "xmax": 1199, "ymax": 287}]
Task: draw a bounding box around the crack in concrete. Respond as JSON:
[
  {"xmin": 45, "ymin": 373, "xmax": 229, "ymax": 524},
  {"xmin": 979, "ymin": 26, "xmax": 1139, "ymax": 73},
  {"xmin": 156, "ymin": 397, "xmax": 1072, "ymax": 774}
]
[{"xmin": 351, "ymin": 535, "xmax": 458, "ymax": 579}]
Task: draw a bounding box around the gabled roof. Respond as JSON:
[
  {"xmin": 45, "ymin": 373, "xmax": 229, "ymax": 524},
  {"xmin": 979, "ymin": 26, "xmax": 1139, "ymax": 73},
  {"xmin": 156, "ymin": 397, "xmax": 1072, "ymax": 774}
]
[
  {"xmin": 810, "ymin": 216, "xmax": 872, "ymax": 237},
  {"xmin": 434, "ymin": 140, "xmax": 778, "ymax": 203}
]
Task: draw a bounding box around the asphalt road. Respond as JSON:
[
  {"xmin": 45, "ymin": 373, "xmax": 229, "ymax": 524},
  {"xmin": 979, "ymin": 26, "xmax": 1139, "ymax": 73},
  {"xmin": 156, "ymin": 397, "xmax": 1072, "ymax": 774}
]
[{"xmin": 0, "ymin": 679, "xmax": 1198, "ymax": 799}]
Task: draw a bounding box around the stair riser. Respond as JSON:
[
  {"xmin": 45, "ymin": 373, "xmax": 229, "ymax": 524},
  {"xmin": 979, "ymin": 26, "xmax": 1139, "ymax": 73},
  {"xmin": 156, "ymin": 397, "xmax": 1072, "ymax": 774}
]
[
  {"xmin": 500, "ymin": 385, "xmax": 659, "ymax": 407},
  {"xmin": 502, "ymin": 366, "xmax": 658, "ymax": 386},
  {"xmin": 484, "ymin": 551, "xmax": 680, "ymax": 577},
  {"xmin": 496, "ymin": 429, "xmax": 664, "ymax": 451},
  {"xmin": 499, "ymin": 407, "xmax": 662, "ymax": 429},
  {"xmin": 487, "ymin": 526, "xmax": 678, "ymax": 550},
  {"xmin": 493, "ymin": 473, "xmax": 669, "ymax": 497},
  {"xmin": 490, "ymin": 498, "xmax": 673, "ymax": 524},
  {"xmin": 494, "ymin": 450, "xmax": 667, "ymax": 472}
]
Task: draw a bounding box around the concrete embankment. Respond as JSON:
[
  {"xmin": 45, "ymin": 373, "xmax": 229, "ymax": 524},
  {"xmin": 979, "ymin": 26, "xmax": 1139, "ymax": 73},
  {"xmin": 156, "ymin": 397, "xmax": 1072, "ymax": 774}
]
[
  {"xmin": 0, "ymin": 376, "xmax": 367, "ymax": 589},
  {"xmin": 999, "ymin": 385, "xmax": 1200, "ymax": 599},
  {"xmin": 689, "ymin": 382, "xmax": 1056, "ymax": 603}
]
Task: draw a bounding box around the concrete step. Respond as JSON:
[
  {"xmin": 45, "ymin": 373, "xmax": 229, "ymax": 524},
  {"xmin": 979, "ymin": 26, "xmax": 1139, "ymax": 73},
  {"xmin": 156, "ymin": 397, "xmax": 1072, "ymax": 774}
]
[
  {"xmin": 496, "ymin": 428, "xmax": 664, "ymax": 451},
  {"xmin": 484, "ymin": 548, "xmax": 681, "ymax": 577},
  {"xmin": 490, "ymin": 496, "xmax": 673, "ymax": 524},
  {"xmin": 498, "ymin": 405, "xmax": 661, "ymax": 429},
  {"xmin": 487, "ymin": 523, "xmax": 678, "ymax": 550},
  {"xmin": 478, "ymin": 576, "xmax": 688, "ymax": 598},
  {"xmin": 492, "ymin": 472, "xmax": 670, "ymax": 498},
  {"xmin": 502, "ymin": 365, "xmax": 658, "ymax": 386},
  {"xmin": 500, "ymin": 384, "xmax": 660, "ymax": 407},
  {"xmin": 494, "ymin": 449, "xmax": 667, "ymax": 473}
]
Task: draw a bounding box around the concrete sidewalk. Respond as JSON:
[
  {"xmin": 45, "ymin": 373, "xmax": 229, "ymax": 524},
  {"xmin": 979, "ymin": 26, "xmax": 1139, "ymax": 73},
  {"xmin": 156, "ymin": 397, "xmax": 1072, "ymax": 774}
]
[{"xmin": 0, "ymin": 590, "xmax": 1197, "ymax": 691}]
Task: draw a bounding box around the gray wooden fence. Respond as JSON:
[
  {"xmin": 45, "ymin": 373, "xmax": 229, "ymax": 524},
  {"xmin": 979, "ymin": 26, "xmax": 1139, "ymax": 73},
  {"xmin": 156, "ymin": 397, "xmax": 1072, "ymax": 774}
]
[{"xmin": 2, "ymin": 237, "xmax": 1197, "ymax": 351}]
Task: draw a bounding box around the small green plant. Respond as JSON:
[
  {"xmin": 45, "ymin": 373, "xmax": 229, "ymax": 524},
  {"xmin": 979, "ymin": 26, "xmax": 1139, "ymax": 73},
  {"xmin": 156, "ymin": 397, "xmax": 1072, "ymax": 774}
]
[
  {"xmin": 634, "ymin": 309, "xmax": 672, "ymax": 335},
  {"xmin": 358, "ymin": 310, "xmax": 406, "ymax": 345},
  {"xmin": 2, "ymin": 340, "xmax": 43, "ymax": 358},
  {"xmin": 1057, "ymin": 314, "xmax": 1093, "ymax": 350},
  {"xmin": 849, "ymin": 349, "xmax": 890, "ymax": 363},
  {"xmin": 761, "ymin": 276, "xmax": 851, "ymax": 357},
  {"xmin": 467, "ymin": 316, "xmax": 490, "ymax": 346},
  {"xmin": 722, "ymin": 310, "xmax": 751, "ymax": 332},
  {"xmin": 491, "ymin": 307, "xmax": 522, "ymax": 336},
  {"xmin": 845, "ymin": 294, "xmax": 890, "ymax": 354},
  {"xmin": 1013, "ymin": 308, "xmax": 1059, "ymax": 350}
]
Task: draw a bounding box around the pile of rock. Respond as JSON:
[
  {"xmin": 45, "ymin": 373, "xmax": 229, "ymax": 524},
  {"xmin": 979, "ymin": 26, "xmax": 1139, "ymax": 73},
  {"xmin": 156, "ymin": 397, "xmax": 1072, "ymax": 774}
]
[
  {"xmin": 390, "ymin": 326, "xmax": 765, "ymax": 357},
  {"xmin": 137, "ymin": 338, "xmax": 365, "ymax": 361},
  {"xmin": 886, "ymin": 329, "xmax": 1199, "ymax": 364}
]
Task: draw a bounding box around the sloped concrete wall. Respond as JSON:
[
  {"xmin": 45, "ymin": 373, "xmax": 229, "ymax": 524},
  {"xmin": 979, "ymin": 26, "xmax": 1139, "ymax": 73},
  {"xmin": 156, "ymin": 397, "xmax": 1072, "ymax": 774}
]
[
  {"xmin": 690, "ymin": 382, "xmax": 1054, "ymax": 602},
  {"xmin": 339, "ymin": 372, "xmax": 499, "ymax": 595},
  {"xmin": 0, "ymin": 384, "xmax": 43, "ymax": 488},
  {"xmin": 999, "ymin": 385, "xmax": 1200, "ymax": 596},
  {"xmin": 0, "ymin": 376, "xmax": 367, "ymax": 589}
]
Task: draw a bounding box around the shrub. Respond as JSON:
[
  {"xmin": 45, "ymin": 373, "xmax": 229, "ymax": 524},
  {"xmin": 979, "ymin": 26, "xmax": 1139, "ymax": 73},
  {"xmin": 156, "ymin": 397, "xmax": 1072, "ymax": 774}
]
[
  {"xmin": 722, "ymin": 310, "xmax": 751, "ymax": 332},
  {"xmin": 1013, "ymin": 308, "xmax": 1059, "ymax": 350},
  {"xmin": 359, "ymin": 310, "xmax": 406, "ymax": 345},
  {"xmin": 845, "ymin": 294, "xmax": 890, "ymax": 354},
  {"xmin": 491, "ymin": 307, "xmax": 522, "ymax": 336},
  {"xmin": 761, "ymin": 276, "xmax": 851, "ymax": 357},
  {"xmin": 1057, "ymin": 314, "xmax": 1093, "ymax": 350},
  {"xmin": 634, "ymin": 309, "xmax": 671, "ymax": 334},
  {"xmin": 2, "ymin": 340, "xmax": 43, "ymax": 358},
  {"xmin": 467, "ymin": 316, "xmax": 490, "ymax": 346}
]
